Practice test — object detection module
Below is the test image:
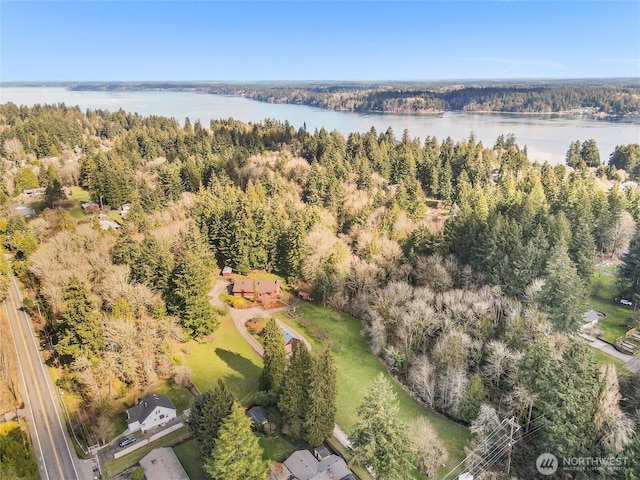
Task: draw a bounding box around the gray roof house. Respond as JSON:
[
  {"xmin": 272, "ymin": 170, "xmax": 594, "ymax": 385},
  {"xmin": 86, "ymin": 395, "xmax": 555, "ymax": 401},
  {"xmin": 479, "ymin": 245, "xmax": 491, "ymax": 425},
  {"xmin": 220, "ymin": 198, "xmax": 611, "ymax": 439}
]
[
  {"xmin": 284, "ymin": 449, "xmax": 354, "ymax": 480},
  {"xmin": 139, "ymin": 447, "xmax": 190, "ymax": 480},
  {"xmin": 126, "ymin": 393, "xmax": 176, "ymax": 433},
  {"xmin": 247, "ymin": 405, "xmax": 269, "ymax": 428}
]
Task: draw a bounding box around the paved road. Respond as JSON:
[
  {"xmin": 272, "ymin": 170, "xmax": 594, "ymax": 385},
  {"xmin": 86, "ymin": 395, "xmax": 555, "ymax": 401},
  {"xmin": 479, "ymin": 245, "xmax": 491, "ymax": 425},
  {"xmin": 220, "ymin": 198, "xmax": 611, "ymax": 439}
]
[
  {"xmin": 4, "ymin": 275, "xmax": 81, "ymax": 480},
  {"xmin": 580, "ymin": 333, "xmax": 640, "ymax": 373}
]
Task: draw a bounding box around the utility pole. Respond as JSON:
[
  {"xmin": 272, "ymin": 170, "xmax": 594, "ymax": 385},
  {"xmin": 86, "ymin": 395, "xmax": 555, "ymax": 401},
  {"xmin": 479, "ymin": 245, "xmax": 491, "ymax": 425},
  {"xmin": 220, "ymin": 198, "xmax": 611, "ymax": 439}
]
[{"xmin": 506, "ymin": 416, "xmax": 517, "ymax": 476}]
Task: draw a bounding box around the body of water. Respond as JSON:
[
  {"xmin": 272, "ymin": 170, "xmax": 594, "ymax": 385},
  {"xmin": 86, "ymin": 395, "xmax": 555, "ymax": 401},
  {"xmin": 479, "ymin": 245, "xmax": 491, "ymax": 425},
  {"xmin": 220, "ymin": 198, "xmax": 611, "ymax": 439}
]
[{"xmin": 2, "ymin": 87, "xmax": 639, "ymax": 165}]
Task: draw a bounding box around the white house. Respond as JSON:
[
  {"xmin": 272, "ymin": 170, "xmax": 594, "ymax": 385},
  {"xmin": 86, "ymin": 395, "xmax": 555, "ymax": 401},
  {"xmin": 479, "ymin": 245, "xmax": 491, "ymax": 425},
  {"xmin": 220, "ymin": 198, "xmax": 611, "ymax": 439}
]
[{"xmin": 126, "ymin": 393, "xmax": 176, "ymax": 433}]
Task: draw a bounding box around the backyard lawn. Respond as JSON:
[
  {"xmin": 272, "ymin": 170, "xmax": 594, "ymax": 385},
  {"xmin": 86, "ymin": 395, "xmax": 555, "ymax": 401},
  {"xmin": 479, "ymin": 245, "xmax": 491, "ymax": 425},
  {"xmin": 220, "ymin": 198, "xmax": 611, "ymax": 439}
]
[
  {"xmin": 589, "ymin": 264, "xmax": 635, "ymax": 344},
  {"xmin": 69, "ymin": 186, "xmax": 91, "ymax": 203},
  {"xmin": 275, "ymin": 302, "xmax": 471, "ymax": 478},
  {"xmin": 174, "ymin": 439, "xmax": 208, "ymax": 480},
  {"xmin": 181, "ymin": 313, "xmax": 263, "ymax": 405}
]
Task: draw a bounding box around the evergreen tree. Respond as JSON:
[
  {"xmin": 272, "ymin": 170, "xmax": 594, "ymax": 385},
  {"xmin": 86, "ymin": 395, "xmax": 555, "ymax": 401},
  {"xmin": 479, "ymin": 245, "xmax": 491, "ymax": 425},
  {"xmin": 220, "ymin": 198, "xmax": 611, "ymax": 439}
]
[
  {"xmin": 581, "ymin": 139, "xmax": 601, "ymax": 167},
  {"xmin": 565, "ymin": 140, "xmax": 582, "ymax": 167},
  {"xmin": 168, "ymin": 224, "xmax": 219, "ymax": 337},
  {"xmin": 539, "ymin": 342, "xmax": 599, "ymax": 460},
  {"xmin": 56, "ymin": 277, "xmax": 103, "ymax": 357},
  {"xmin": 618, "ymin": 232, "xmax": 640, "ymax": 296},
  {"xmin": 131, "ymin": 236, "xmax": 174, "ymax": 293},
  {"xmin": 541, "ymin": 241, "xmax": 588, "ymax": 332},
  {"xmin": 303, "ymin": 349, "xmax": 337, "ymax": 446},
  {"xmin": 458, "ymin": 374, "xmax": 486, "ymax": 423},
  {"xmin": 43, "ymin": 167, "xmax": 65, "ymax": 207},
  {"xmin": 351, "ymin": 374, "xmax": 415, "ymax": 480},
  {"xmin": 205, "ymin": 405, "xmax": 268, "ymax": 480},
  {"xmin": 568, "ymin": 219, "xmax": 596, "ymax": 281},
  {"xmin": 279, "ymin": 343, "xmax": 312, "ymax": 437},
  {"xmin": 186, "ymin": 380, "xmax": 235, "ymax": 458},
  {"xmin": 260, "ymin": 319, "xmax": 286, "ymax": 393}
]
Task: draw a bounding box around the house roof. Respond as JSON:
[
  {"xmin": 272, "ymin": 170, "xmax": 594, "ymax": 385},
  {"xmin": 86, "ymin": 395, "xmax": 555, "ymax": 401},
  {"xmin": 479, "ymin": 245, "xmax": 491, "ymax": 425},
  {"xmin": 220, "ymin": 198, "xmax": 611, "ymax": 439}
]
[
  {"xmin": 126, "ymin": 393, "xmax": 176, "ymax": 426},
  {"xmin": 284, "ymin": 450, "xmax": 319, "ymax": 480},
  {"xmin": 232, "ymin": 279, "xmax": 253, "ymax": 294},
  {"xmin": 284, "ymin": 450, "xmax": 354, "ymax": 480},
  {"xmin": 255, "ymin": 279, "xmax": 280, "ymax": 294},
  {"xmin": 280, "ymin": 324, "xmax": 300, "ymax": 346},
  {"xmin": 139, "ymin": 447, "xmax": 190, "ymax": 480},
  {"xmin": 247, "ymin": 406, "xmax": 268, "ymax": 426},
  {"xmin": 318, "ymin": 455, "xmax": 352, "ymax": 480},
  {"xmin": 313, "ymin": 445, "xmax": 330, "ymax": 460},
  {"xmin": 232, "ymin": 279, "xmax": 281, "ymax": 295}
]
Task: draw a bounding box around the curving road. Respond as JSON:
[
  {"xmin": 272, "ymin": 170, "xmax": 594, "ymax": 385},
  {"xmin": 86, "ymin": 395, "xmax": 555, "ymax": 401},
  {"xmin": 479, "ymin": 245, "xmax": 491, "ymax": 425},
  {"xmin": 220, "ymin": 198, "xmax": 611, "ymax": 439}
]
[{"xmin": 4, "ymin": 275, "xmax": 80, "ymax": 480}]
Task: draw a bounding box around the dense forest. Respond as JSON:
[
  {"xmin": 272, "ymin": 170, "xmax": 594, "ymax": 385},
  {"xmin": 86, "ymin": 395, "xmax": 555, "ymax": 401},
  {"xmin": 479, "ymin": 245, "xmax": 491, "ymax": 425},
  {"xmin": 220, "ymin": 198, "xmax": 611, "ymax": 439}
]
[
  {"xmin": 1, "ymin": 102, "xmax": 640, "ymax": 479},
  {"xmin": 66, "ymin": 80, "xmax": 640, "ymax": 115}
]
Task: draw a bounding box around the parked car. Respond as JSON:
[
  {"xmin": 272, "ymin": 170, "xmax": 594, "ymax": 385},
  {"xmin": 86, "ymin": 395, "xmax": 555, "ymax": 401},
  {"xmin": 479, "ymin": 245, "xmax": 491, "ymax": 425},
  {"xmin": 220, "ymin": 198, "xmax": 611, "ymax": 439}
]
[
  {"xmin": 620, "ymin": 299, "xmax": 633, "ymax": 306},
  {"xmin": 118, "ymin": 437, "xmax": 137, "ymax": 448}
]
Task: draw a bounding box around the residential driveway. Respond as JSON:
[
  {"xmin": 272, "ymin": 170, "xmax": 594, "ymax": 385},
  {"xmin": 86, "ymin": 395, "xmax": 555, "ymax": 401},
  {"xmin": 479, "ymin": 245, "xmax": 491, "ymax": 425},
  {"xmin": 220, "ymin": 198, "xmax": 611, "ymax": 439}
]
[
  {"xmin": 208, "ymin": 279, "xmax": 311, "ymax": 356},
  {"xmin": 580, "ymin": 333, "xmax": 640, "ymax": 373},
  {"xmin": 98, "ymin": 412, "xmax": 188, "ymax": 459}
]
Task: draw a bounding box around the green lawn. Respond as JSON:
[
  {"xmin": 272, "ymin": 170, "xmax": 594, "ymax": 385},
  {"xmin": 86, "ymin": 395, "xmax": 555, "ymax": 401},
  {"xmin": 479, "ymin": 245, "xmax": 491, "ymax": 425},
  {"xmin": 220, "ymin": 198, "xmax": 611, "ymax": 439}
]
[
  {"xmin": 275, "ymin": 302, "xmax": 471, "ymax": 478},
  {"xmin": 174, "ymin": 439, "xmax": 208, "ymax": 480},
  {"xmin": 182, "ymin": 314, "xmax": 263, "ymax": 405},
  {"xmin": 258, "ymin": 434, "xmax": 305, "ymax": 463},
  {"xmin": 589, "ymin": 265, "xmax": 634, "ymax": 343},
  {"xmin": 589, "ymin": 347, "xmax": 628, "ymax": 371},
  {"xmin": 69, "ymin": 186, "xmax": 91, "ymax": 203}
]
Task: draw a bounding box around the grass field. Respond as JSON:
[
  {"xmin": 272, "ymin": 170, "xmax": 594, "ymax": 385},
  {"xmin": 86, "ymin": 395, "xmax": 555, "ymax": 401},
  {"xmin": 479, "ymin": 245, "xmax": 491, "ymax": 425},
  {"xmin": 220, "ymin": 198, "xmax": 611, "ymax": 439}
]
[
  {"xmin": 589, "ymin": 264, "xmax": 634, "ymax": 343},
  {"xmin": 174, "ymin": 439, "xmax": 208, "ymax": 480},
  {"xmin": 182, "ymin": 314, "xmax": 263, "ymax": 405},
  {"xmin": 258, "ymin": 433, "xmax": 305, "ymax": 462},
  {"xmin": 275, "ymin": 302, "xmax": 471, "ymax": 478},
  {"xmin": 69, "ymin": 186, "xmax": 91, "ymax": 203}
]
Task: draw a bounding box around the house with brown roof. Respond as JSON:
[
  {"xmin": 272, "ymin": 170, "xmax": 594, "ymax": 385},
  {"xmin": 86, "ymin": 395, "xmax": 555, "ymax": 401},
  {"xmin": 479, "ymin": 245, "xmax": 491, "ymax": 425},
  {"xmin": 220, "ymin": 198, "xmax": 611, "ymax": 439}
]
[{"xmin": 232, "ymin": 279, "xmax": 283, "ymax": 302}]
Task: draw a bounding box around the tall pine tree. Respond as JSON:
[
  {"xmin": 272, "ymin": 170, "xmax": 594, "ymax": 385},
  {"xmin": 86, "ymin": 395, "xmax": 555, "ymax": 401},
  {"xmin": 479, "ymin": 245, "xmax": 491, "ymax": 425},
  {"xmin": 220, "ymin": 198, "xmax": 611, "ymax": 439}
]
[
  {"xmin": 205, "ymin": 405, "xmax": 268, "ymax": 480},
  {"xmin": 351, "ymin": 374, "xmax": 415, "ymax": 480},
  {"xmin": 303, "ymin": 349, "xmax": 337, "ymax": 446},
  {"xmin": 186, "ymin": 380, "xmax": 235, "ymax": 458},
  {"xmin": 168, "ymin": 224, "xmax": 219, "ymax": 337},
  {"xmin": 260, "ymin": 319, "xmax": 286, "ymax": 393},
  {"xmin": 279, "ymin": 343, "xmax": 312, "ymax": 437}
]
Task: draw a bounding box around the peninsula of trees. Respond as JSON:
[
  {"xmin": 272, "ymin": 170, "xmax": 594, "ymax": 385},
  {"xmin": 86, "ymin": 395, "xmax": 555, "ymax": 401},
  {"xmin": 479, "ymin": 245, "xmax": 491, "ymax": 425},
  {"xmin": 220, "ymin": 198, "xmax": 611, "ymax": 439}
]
[{"xmin": 64, "ymin": 79, "xmax": 640, "ymax": 116}]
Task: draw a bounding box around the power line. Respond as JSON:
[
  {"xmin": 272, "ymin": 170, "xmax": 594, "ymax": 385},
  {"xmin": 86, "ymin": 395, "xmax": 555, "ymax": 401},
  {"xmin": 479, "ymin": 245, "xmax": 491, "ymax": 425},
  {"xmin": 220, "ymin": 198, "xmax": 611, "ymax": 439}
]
[{"xmin": 441, "ymin": 417, "xmax": 520, "ymax": 480}]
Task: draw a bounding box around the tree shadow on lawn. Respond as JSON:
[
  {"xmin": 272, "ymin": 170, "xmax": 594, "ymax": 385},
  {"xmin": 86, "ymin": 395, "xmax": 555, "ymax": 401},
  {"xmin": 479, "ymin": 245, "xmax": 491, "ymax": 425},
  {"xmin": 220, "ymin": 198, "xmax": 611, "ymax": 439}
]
[{"xmin": 215, "ymin": 348, "xmax": 261, "ymax": 400}]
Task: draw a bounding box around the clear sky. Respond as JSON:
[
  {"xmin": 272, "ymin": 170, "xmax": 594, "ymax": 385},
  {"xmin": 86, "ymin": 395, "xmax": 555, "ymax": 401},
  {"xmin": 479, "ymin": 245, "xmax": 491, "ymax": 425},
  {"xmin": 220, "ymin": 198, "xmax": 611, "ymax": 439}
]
[{"xmin": 1, "ymin": 1, "xmax": 639, "ymax": 81}]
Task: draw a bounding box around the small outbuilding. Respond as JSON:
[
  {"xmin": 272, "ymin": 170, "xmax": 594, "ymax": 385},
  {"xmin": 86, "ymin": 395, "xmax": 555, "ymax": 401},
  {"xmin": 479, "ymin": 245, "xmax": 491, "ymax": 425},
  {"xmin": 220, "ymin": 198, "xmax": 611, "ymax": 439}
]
[
  {"xmin": 298, "ymin": 291, "xmax": 312, "ymax": 301},
  {"xmin": 247, "ymin": 405, "xmax": 269, "ymax": 429},
  {"xmin": 81, "ymin": 201, "xmax": 100, "ymax": 212},
  {"xmin": 221, "ymin": 266, "xmax": 233, "ymax": 277}
]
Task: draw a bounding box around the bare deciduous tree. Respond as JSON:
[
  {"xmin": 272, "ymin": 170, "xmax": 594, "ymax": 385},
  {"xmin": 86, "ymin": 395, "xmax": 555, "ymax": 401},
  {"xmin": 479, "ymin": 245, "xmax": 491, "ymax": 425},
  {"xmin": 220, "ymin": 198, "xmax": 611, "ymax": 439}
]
[{"xmin": 412, "ymin": 417, "xmax": 448, "ymax": 477}]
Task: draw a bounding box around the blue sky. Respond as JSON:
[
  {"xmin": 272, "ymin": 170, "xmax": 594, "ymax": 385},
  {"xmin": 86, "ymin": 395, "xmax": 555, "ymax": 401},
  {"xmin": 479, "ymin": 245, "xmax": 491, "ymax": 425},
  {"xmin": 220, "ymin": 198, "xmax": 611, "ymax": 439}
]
[{"xmin": 1, "ymin": 1, "xmax": 639, "ymax": 81}]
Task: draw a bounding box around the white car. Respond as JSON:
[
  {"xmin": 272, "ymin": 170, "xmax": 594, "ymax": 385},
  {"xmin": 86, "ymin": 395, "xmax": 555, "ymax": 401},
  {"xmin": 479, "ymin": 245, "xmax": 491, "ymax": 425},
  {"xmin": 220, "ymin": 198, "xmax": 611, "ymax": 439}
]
[{"xmin": 620, "ymin": 299, "xmax": 633, "ymax": 306}]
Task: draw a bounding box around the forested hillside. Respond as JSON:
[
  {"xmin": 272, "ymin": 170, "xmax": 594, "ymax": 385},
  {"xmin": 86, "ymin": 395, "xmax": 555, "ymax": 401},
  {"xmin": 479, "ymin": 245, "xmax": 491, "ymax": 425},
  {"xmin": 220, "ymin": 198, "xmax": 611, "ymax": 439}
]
[
  {"xmin": 1, "ymin": 102, "xmax": 640, "ymax": 478},
  {"xmin": 68, "ymin": 81, "xmax": 640, "ymax": 115}
]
